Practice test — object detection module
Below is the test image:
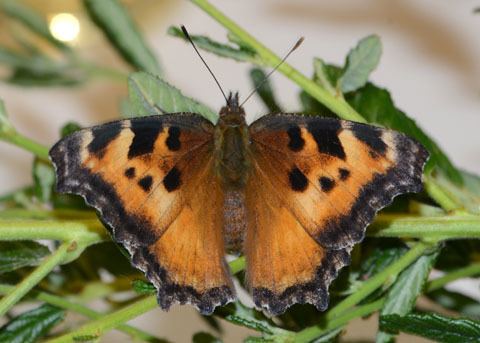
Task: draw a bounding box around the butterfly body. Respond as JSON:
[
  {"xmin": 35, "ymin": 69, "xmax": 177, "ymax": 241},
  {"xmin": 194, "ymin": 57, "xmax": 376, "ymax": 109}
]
[{"xmin": 49, "ymin": 93, "xmax": 429, "ymax": 315}]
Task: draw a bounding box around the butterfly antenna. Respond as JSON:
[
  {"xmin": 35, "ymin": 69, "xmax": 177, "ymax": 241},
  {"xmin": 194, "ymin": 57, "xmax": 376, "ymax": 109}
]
[
  {"xmin": 181, "ymin": 25, "xmax": 228, "ymax": 104},
  {"xmin": 240, "ymin": 37, "xmax": 304, "ymax": 108}
]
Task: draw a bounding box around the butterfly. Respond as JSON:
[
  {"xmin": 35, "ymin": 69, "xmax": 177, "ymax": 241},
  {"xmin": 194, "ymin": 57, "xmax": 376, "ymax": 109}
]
[{"xmin": 49, "ymin": 92, "xmax": 428, "ymax": 315}]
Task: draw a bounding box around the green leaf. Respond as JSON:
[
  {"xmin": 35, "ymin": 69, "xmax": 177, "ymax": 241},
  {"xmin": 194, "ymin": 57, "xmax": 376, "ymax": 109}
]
[
  {"xmin": 131, "ymin": 279, "xmax": 156, "ymax": 295},
  {"xmin": 339, "ymin": 35, "xmax": 382, "ymax": 93},
  {"xmin": 380, "ymin": 312, "xmax": 480, "ymax": 343},
  {"xmin": 60, "ymin": 122, "xmax": 82, "ymax": 138},
  {"xmin": 359, "ymin": 243, "xmax": 408, "ymax": 281},
  {"xmin": 192, "ymin": 332, "xmax": 222, "ymax": 343},
  {"xmin": 0, "ymin": 304, "xmax": 65, "ymax": 343},
  {"xmin": 128, "ymin": 72, "xmax": 217, "ymax": 123},
  {"xmin": 428, "ymin": 289, "xmax": 480, "ymax": 320},
  {"xmin": 249, "ymin": 68, "xmax": 282, "ymax": 113},
  {"xmin": 377, "ymin": 249, "xmax": 439, "ymax": 343},
  {"xmin": 168, "ymin": 26, "xmax": 259, "ymax": 63},
  {"xmin": 32, "ymin": 158, "xmax": 55, "ymax": 202},
  {"xmin": 0, "ymin": 241, "xmax": 50, "ymax": 274},
  {"xmin": 346, "ymin": 83, "xmax": 463, "ymax": 184},
  {"xmin": 83, "ymin": 0, "xmax": 161, "ymax": 75},
  {"xmin": 8, "ymin": 68, "xmax": 83, "ymax": 87},
  {"xmin": 0, "ymin": 0, "xmax": 69, "ymax": 51}
]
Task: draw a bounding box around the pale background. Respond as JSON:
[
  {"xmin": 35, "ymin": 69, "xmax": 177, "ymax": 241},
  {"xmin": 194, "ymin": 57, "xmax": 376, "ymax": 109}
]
[{"xmin": 0, "ymin": 0, "xmax": 479, "ymax": 342}]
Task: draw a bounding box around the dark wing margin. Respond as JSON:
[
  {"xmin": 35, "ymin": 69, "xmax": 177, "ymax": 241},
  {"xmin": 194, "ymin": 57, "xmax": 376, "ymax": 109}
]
[
  {"xmin": 50, "ymin": 113, "xmax": 236, "ymax": 314},
  {"xmin": 246, "ymin": 114, "xmax": 429, "ymax": 314}
]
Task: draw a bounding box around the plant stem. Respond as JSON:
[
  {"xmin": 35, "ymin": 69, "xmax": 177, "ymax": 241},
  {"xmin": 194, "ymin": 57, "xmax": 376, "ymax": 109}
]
[
  {"xmin": 1, "ymin": 130, "xmax": 49, "ymax": 160},
  {"xmin": 427, "ymin": 263, "xmax": 480, "ymax": 292},
  {"xmin": 190, "ymin": 0, "xmax": 365, "ymax": 123},
  {"xmin": 424, "ymin": 176, "xmax": 462, "ymax": 212},
  {"xmin": 368, "ymin": 214, "xmax": 480, "ymax": 240},
  {"xmin": 0, "ymin": 208, "xmax": 96, "ymax": 220},
  {"xmin": 47, "ymin": 295, "xmax": 158, "ymax": 343},
  {"xmin": 229, "ymin": 255, "xmax": 246, "ymax": 274},
  {"xmin": 294, "ymin": 299, "xmax": 385, "ymax": 343},
  {"xmin": 0, "ymin": 219, "xmax": 107, "ymax": 243},
  {"xmin": 0, "ymin": 284, "xmax": 161, "ymax": 342},
  {"xmin": 0, "ymin": 241, "xmax": 72, "ymax": 317}
]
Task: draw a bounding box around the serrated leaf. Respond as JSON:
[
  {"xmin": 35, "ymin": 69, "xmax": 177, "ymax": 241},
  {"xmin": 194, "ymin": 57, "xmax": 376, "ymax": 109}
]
[
  {"xmin": 376, "ymin": 249, "xmax": 439, "ymax": 343},
  {"xmin": 0, "ymin": 0, "xmax": 69, "ymax": 51},
  {"xmin": 340, "ymin": 35, "xmax": 382, "ymax": 93},
  {"xmin": 0, "ymin": 241, "xmax": 50, "ymax": 274},
  {"xmin": 192, "ymin": 332, "xmax": 222, "ymax": 343},
  {"xmin": 0, "ymin": 304, "xmax": 65, "ymax": 343},
  {"xmin": 360, "ymin": 244, "xmax": 408, "ymax": 281},
  {"xmin": 249, "ymin": 68, "xmax": 282, "ymax": 113},
  {"xmin": 32, "ymin": 158, "xmax": 55, "ymax": 202},
  {"xmin": 128, "ymin": 72, "xmax": 217, "ymax": 123},
  {"xmin": 428, "ymin": 289, "xmax": 480, "ymax": 320},
  {"xmin": 346, "ymin": 83, "xmax": 463, "ymax": 184},
  {"xmin": 131, "ymin": 279, "xmax": 156, "ymax": 295},
  {"xmin": 83, "ymin": 0, "xmax": 161, "ymax": 75},
  {"xmin": 380, "ymin": 312, "xmax": 480, "ymax": 343},
  {"xmin": 168, "ymin": 26, "xmax": 258, "ymax": 63}
]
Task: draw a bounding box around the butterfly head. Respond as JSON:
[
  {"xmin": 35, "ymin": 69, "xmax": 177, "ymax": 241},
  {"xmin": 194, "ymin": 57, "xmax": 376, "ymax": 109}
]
[{"xmin": 219, "ymin": 92, "xmax": 245, "ymax": 122}]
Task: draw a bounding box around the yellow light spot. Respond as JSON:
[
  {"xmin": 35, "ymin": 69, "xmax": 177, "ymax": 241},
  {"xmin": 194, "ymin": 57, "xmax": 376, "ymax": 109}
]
[{"xmin": 49, "ymin": 13, "xmax": 80, "ymax": 42}]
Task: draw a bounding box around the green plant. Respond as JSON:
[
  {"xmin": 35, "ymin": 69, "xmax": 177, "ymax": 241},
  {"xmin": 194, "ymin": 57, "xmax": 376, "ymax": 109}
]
[{"xmin": 0, "ymin": 0, "xmax": 479, "ymax": 342}]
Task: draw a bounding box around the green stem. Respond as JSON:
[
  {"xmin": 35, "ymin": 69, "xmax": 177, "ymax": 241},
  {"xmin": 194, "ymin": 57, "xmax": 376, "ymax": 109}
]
[
  {"xmin": 424, "ymin": 176, "xmax": 462, "ymax": 212},
  {"xmin": 0, "ymin": 208, "xmax": 96, "ymax": 220},
  {"xmin": 47, "ymin": 296, "xmax": 158, "ymax": 343},
  {"xmin": 368, "ymin": 214, "xmax": 480, "ymax": 240},
  {"xmin": 0, "ymin": 219, "xmax": 107, "ymax": 243},
  {"xmin": 427, "ymin": 263, "xmax": 480, "ymax": 292},
  {"xmin": 0, "ymin": 241, "xmax": 72, "ymax": 317},
  {"xmin": 190, "ymin": 0, "xmax": 365, "ymax": 123},
  {"xmin": 1, "ymin": 130, "xmax": 49, "ymax": 160},
  {"xmin": 229, "ymin": 255, "xmax": 246, "ymax": 274},
  {"xmin": 294, "ymin": 299, "xmax": 385, "ymax": 343},
  {"xmin": 0, "ymin": 285, "xmax": 161, "ymax": 342}
]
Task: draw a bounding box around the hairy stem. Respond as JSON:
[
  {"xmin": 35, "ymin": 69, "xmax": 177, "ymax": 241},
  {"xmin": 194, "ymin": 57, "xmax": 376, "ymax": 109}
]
[
  {"xmin": 0, "ymin": 241, "xmax": 72, "ymax": 317},
  {"xmin": 0, "ymin": 130, "xmax": 49, "ymax": 160}
]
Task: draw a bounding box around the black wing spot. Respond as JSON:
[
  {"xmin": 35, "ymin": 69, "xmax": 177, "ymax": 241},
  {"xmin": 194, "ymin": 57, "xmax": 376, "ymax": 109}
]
[
  {"xmin": 307, "ymin": 120, "xmax": 346, "ymax": 160},
  {"xmin": 88, "ymin": 122, "xmax": 122, "ymax": 157},
  {"xmin": 128, "ymin": 119, "xmax": 163, "ymax": 159},
  {"xmin": 338, "ymin": 168, "xmax": 350, "ymax": 181},
  {"xmin": 289, "ymin": 167, "xmax": 308, "ymax": 192},
  {"xmin": 166, "ymin": 126, "xmax": 181, "ymax": 151},
  {"xmin": 319, "ymin": 176, "xmax": 335, "ymax": 192},
  {"xmin": 163, "ymin": 167, "xmax": 181, "ymax": 192},
  {"xmin": 351, "ymin": 123, "xmax": 387, "ymax": 156},
  {"xmin": 138, "ymin": 175, "xmax": 153, "ymax": 192},
  {"xmin": 287, "ymin": 126, "xmax": 305, "ymax": 152},
  {"xmin": 124, "ymin": 167, "xmax": 136, "ymax": 179}
]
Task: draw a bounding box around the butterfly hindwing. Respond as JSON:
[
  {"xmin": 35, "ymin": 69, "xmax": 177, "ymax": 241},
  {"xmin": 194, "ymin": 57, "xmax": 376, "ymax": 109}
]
[
  {"xmin": 245, "ymin": 114, "xmax": 428, "ymax": 314},
  {"xmin": 50, "ymin": 114, "xmax": 235, "ymax": 314}
]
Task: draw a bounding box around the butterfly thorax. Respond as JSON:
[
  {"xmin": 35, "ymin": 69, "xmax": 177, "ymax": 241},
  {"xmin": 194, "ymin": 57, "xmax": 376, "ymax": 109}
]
[{"xmin": 214, "ymin": 93, "xmax": 251, "ymax": 190}]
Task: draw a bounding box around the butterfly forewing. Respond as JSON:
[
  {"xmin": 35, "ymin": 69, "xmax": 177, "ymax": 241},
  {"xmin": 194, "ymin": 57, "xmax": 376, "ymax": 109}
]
[
  {"xmin": 50, "ymin": 114, "xmax": 235, "ymax": 314},
  {"xmin": 245, "ymin": 114, "xmax": 428, "ymax": 314}
]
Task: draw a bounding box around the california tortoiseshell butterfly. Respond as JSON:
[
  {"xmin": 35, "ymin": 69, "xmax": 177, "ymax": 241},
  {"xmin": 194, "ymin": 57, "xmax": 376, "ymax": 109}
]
[{"xmin": 49, "ymin": 91, "xmax": 428, "ymax": 315}]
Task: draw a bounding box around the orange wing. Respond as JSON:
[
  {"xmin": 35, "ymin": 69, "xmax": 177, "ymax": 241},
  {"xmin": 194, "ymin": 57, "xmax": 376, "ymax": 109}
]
[
  {"xmin": 245, "ymin": 114, "xmax": 428, "ymax": 314},
  {"xmin": 50, "ymin": 114, "xmax": 235, "ymax": 314}
]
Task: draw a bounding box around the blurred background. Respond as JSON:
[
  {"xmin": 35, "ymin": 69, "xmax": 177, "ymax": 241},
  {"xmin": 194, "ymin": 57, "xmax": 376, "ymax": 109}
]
[{"xmin": 0, "ymin": 0, "xmax": 479, "ymax": 341}]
